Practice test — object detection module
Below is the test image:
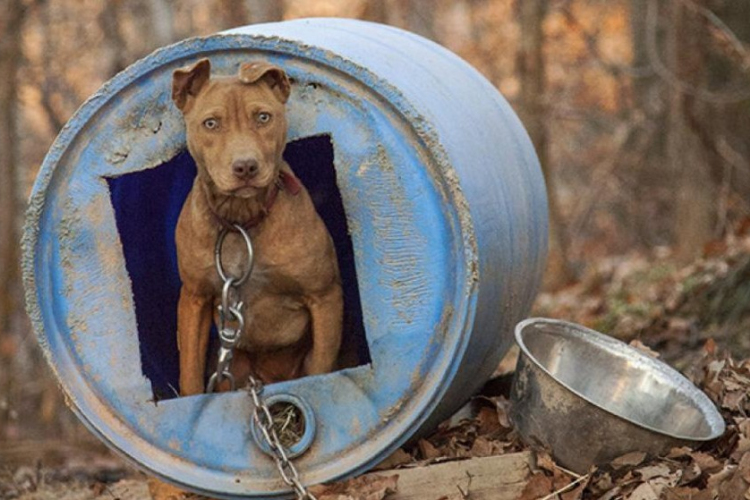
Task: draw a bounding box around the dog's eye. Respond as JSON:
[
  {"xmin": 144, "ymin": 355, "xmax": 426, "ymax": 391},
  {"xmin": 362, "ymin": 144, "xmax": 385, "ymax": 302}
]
[
  {"xmin": 203, "ymin": 118, "xmax": 219, "ymax": 130},
  {"xmin": 257, "ymin": 112, "xmax": 272, "ymax": 124}
]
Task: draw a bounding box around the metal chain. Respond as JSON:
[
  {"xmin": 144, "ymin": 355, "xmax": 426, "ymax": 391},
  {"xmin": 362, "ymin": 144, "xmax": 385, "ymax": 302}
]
[
  {"xmin": 210, "ymin": 224, "xmax": 317, "ymax": 500},
  {"xmin": 248, "ymin": 377, "xmax": 318, "ymax": 500},
  {"xmin": 206, "ymin": 274, "xmax": 244, "ymax": 392}
]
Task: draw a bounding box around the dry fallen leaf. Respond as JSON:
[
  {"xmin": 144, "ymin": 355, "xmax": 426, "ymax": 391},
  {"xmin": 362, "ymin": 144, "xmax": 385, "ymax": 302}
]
[
  {"xmin": 147, "ymin": 477, "xmax": 206, "ymax": 499},
  {"xmin": 517, "ymin": 472, "xmax": 554, "ymax": 500},
  {"xmin": 636, "ymin": 464, "xmax": 671, "ymax": 481},
  {"xmin": 372, "ymin": 448, "xmax": 413, "ymax": 471},
  {"xmin": 309, "ymin": 474, "xmax": 398, "ymax": 500},
  {"xmin": 475, "ymin": 406, "xmax": 503, "ymax": 435},
  {"xmin": 611, "ymin": 452, "xmax": 648, "ymax": 470},
  {"xmin": 667, "ymin": 447, "xmax": 694, "ymax": 459},
  {"xmin": 677, "ymin": 461, "xmax": 701, "ymax": 485},
  {"xmin": 469, "ymin": 436, "xmax": 497, "ymax": 457},
  {"xmin": 597, "ymin": 487, "xmax": 622, "ymax": 500},
  {"xmin": 591, "ymin": 471, "xmax": 614, "ymax": 492},
  {"xmin": 535, "ymin": 451, "xmax": 558, "ymax": 474},
  {"xmin": 691, "ymin": 451, "xmax": 723, "ymax": 474},
  {"xmin": 493, "ymin": 396, "xmax": 514, "ymax": 429},
  {"xmin": 417, "ymin": 439, "xmax": 443, "ymax": 461},
  {"xmin": 628, "ymin": 339, "xmax": 660, "ymax": 358},
  {"xmin": 663, "ymin": 486, "xmax": 709, "ymax": 500},
  {"xmin": 560, "ymin": 473, "xmax": 592, "ymax": 500},
  {"xmin": 626, "ymin": 482, "xmax": 659, "ymax": 500},
  {"xmin": 648, "ymin": 474, "xmax": 682, "ymax": 495},
  {"xmin": 706, "ymin": 464, "xmax": 737, "ymax": 489}
]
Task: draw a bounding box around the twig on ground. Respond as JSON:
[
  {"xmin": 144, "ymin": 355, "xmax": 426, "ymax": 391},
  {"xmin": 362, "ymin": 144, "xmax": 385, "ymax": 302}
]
[{"xmin": 538, "ymin": 473, "xmax": 591, "ymax": 500}]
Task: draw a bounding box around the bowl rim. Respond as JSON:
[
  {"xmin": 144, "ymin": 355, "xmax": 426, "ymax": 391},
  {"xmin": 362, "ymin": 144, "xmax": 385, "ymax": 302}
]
[{"xmin": 514, "ymin": 317, "xmax": 726, "ymax": 441}]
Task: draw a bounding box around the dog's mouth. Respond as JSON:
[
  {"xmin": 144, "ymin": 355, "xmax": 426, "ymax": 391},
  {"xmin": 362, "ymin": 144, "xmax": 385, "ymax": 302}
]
[
  {"xmin": 228, "ymin": 185, "xmax": 261, "ymax": 198},
  {"xmin": 208, "ymin": 165, "xmax": 279, "ymax": 198},
  {"xmin": 224, "ymin": 176, "xmax": 275, "ymax": 198}
]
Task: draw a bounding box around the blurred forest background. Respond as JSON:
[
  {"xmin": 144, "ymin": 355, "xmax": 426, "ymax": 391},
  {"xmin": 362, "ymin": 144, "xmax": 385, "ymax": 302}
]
[{"xmin": 1, "ymin": 0, "xmax": 750, "ymax": 485}]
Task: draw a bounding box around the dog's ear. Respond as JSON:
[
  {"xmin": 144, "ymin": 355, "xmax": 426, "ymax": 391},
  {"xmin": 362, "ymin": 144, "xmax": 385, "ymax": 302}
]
[
  {"xmin": 172, "ymin": 58, "xmax": 211, "ymax": 111},
  {"xmin": 238, "ymin": 62, "xmax": 291, "ymax": 103}
]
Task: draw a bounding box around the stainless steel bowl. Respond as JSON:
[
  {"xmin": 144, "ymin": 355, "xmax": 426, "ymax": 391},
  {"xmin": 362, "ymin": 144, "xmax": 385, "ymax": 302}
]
[{"xmin": 510, "ymin": 318, "xmax": 725, "ymax": 473}]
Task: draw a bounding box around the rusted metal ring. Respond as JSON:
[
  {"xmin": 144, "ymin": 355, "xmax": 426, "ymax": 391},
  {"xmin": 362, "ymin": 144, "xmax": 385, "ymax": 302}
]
[
  {"xmin": 215, "ymin": 224, "xmax": 254, "ymax": 286},
  {"xmin": 250, "ymin": 394, "xmax": 316, "ymax": 460}
]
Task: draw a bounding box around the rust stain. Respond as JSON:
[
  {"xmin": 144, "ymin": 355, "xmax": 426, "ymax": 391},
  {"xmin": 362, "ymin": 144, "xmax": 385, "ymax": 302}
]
[
  {"xmin": 380, "ymin": 400, "xmax": 405, "ymax": 423},
  {"xmin": 350, "ymin": 415, "xmax": 361, "ymax": 435},
  {"xmin": 168, "ymin": 438, "xmax": 182, "ymax": 452}
]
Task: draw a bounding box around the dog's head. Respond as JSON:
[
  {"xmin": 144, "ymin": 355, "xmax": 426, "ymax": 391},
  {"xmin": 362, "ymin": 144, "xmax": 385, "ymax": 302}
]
[{"xmin": 172, "ymin": 58, "xmax": 291, "ymax": 197}]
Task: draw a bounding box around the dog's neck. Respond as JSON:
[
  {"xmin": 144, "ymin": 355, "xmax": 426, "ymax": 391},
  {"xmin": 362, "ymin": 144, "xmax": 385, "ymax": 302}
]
[{"xmin": 201, "ymin": 170, "xmax": 301, "ymax": 230}]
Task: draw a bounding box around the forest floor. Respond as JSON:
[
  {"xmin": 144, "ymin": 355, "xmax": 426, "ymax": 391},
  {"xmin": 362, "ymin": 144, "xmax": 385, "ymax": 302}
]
[{"xmin": 4, "ymin": 232, "xmax": 750, "ymax": 499}]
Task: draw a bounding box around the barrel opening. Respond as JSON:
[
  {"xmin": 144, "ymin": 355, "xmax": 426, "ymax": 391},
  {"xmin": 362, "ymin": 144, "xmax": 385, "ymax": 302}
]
[
  {"xmin": 107, "ymin": 134, "xmax": 369, "ymax": 401},
  {"xmin": 269, "ymin": 401, "xmax": 305, "ymax": 448},
  {"xmin": 249, "ymin": 393, "xmax": 316, "ymax": 458}
]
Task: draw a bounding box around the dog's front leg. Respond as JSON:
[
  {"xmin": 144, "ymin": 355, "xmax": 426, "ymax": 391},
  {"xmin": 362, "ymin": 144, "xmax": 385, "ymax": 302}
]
[
  {"xmin": 177, "ymin": 288, "xmax": 213, "ymax": 396},
  {"xmin": 304, "ymin": 284, "xmax": 344, "ymax": 375}
]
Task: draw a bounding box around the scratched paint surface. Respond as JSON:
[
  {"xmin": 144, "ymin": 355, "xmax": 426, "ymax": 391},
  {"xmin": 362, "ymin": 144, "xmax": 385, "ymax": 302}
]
[{"xmin": 23, "ymin": 19, "xmax": 547, "ymax": 498}]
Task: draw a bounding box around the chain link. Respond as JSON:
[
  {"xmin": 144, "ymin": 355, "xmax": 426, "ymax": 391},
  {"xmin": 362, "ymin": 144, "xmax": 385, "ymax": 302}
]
[
  {"xmin": 210, "ymin": 224, "xmax": 316, "ymax": 500},
  {"xmin": 206, "ymin": 278, "xmax": 243, "ymax": 393}
]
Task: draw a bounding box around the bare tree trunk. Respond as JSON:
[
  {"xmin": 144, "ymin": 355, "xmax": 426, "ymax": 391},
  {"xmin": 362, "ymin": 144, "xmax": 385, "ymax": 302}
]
[
  {"xmin": 406, "ymin": 0, "xmax": 437, "ymax": 40},
  {"xmin": 668, "ymin": 0, "xmax": 714, "ymax": 262},
  {"xmin": 246, "ymin": 0, "xmax": 283, "ymax": 24},
  {"xmin": 0, "ymin": 0, "xmax": 25, "ymax": 333},
  {"xmin": 0, "ymin": 0, "xmax": 27, "ymax": 434},
  {"xmin": 705, "ymin": 2, "xmax": 750, "ymax": 219},
  {"xmin": 362, "ymin": 0, "xmax": 388, "ymax": 24},
  {"xmin": 516, "ymin": 0, "xmax": 574, "ymax": 288},
  {"xmin": 220, "ymin": 0, "xmax": 250, "ymax": 27},
  {"xmin": 99, "ymin": 0, "xmax": 128, "ymax": 77},
  {"xmin": 629, "ymin": 0, "xmax": 670, "ymax": 247},
  {"xmin": 145, "ymin": 0, "xmax": 175, "ymax": 48},
  {"xmin": 39, "ymin": 1, "xmax": 67, "ymax": 133},
  {"xmin": 631, "ymin": 0, "xmax": 659, "ymax": 112}
]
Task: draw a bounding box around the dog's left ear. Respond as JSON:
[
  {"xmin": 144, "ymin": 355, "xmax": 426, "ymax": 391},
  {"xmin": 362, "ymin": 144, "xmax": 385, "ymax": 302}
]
[
  {"xmin": 239, "ymin": 62, "xmax": 291, "ymax": 103},
  {"xmin": 172, "ymin": 58, "xmax": 211, "ymax": 111}
]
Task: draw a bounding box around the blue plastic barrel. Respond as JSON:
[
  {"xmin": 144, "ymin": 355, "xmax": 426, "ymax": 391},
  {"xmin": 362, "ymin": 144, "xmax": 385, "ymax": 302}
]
[{"xmin": 23, "ymin": 18, "xmax": 547, "ymax": 498}]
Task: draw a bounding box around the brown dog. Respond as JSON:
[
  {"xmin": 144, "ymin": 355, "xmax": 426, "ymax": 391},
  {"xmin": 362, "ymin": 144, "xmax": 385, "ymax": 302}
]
[{"xmin": 172, "ymin": 58, "xmax": 343, "ymax": 396}]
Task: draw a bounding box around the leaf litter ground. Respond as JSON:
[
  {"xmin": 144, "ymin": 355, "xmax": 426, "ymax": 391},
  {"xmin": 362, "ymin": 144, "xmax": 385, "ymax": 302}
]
[{"xmin": 6, "ymin": 234, "xmax": 750, "ymax": 499}]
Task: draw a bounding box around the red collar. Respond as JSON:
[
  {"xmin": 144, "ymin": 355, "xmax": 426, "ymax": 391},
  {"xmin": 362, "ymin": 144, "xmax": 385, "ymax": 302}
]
[{"xmin": 210, "ymin": 170, "xmax": 302, "ymax": 231}]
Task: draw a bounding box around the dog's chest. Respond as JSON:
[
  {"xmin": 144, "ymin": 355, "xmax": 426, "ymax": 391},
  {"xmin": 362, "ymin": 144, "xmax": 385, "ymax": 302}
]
[
  {"xmin": 235, "ymin": 266, "xmax": 310, "ymax": 348},
  {"xmin": 213, "ymin": 236, "xmax": 310, "ymax": 348},
  {"xmin": 213, "ymin": 231, "xmax": 303, "ymax": 290}
]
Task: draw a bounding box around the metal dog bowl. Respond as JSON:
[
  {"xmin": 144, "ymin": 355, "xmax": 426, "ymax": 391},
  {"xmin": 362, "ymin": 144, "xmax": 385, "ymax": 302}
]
[{"xmin": 510, "ymin": 318, "xmax": 725, "ymax": 473}]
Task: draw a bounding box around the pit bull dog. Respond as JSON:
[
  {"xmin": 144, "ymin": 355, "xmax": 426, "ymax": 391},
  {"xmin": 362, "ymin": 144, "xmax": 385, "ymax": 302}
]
[
  {"xmin": 172, "ymin": 58, "xmax": 343, "ymax": 394},
  {"xmin": 148, "ymin": 57, "xmax": 343, "ymax": 500}
]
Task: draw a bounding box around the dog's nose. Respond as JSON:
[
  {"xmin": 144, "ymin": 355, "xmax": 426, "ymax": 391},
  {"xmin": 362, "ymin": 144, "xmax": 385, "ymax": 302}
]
[{"xmin": 232, "ymin": 159, "xmax": 259, "ymax": 179}]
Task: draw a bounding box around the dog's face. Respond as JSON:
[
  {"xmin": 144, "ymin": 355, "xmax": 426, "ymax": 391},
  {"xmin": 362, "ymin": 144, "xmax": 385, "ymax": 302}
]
[{"xmin": 172, "ymin": 59, "xmax": 291, "ymax": 197}]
